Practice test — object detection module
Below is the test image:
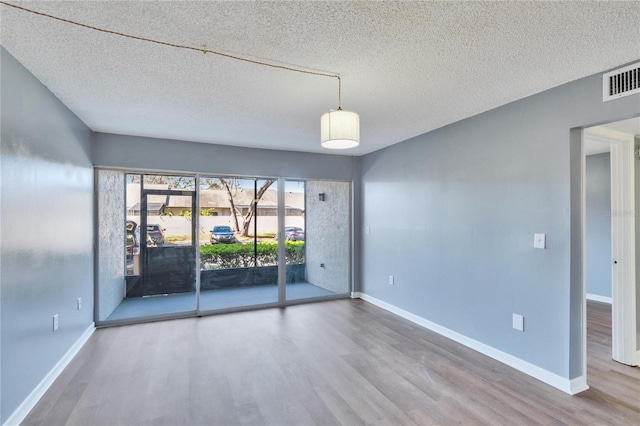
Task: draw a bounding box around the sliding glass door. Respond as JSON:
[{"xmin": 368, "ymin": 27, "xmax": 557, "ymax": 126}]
[
  {"xmin": 96, "ymin": 170, "xmax": 351, "ymax": 325},
  {"xmin": 108, "ymin": 174, "xmax": 197, "ymax": 321},
  {"xmin": 199, "ymin": 177, "xmax": 279, "ymax": 311}
]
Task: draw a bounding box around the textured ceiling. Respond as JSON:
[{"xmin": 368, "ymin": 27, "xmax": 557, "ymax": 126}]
[{"xmin": 1, "ymin": 1, "xmax": 639, "ymax": 156}]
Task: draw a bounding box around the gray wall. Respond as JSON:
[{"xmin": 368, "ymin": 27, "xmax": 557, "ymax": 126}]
[
  {"xmin": 585, "ymin": 153, "xmax": 612, "ymax": 298},
  {"xmin": 93, "ymin": 133, "xmax": 355, "ymax": 181},
  {"xmin": 359, "ymin": 66, "xmax": 639, "ymax": 379},
  {"xmin": 0, "ymin": 47, "xmax": 94, "ymax": 423},
  {"xmin": 306, "ymin": 181, "xmax": 351, "ymax": 293}
]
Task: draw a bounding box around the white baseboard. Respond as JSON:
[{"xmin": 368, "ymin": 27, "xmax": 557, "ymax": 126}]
[
  {"xmin": 350, "ymin": 291, "xmax": 361, "ymax": 299},
  {"xmin": 358, "ymin": 293, "xmax": 587, "ymax": 396},
  {"xmin": 586, "ymin": 293, "xmax": 612, "ymax": 304},
  {"xmin": 3, "ymin": 323, "xmax": 95, "ymax": 426}
]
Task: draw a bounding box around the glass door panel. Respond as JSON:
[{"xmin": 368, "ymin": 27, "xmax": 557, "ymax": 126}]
[
  {"xmin": 110, "ymin": 174, "xmax": 197, "ymax": 321},
  {"xmin": 283, "ymin": 180, "xmax": 308, "ymax": 299},
  {"xmin": 286, "ymin": 180, "xmax": 351, "ymax": 301},
  {"xmin": 199, "ymin": 177, "xmax": 278, "ymax": 311}
]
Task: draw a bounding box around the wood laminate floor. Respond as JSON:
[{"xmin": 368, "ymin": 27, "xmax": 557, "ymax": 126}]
[{"xmin": 23, "ymin": 299, "xmax": 639, "ymax": 425}]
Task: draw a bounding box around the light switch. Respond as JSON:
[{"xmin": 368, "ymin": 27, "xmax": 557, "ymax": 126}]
[
  {"xmin": 534, "ymin": 233, "xmax": 546, "ymax": 249},
  {"xmin": 512, "ymin": 314, "xmax": 524, "ymax": 332}
]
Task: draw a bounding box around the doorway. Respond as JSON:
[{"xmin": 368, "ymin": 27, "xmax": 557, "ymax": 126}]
[
  {"xmin": 138, "ymin": 187, "xmax": 197, "ymax": 297},
  {"xmin": 584, "ymin": 146, "xmax": 612, "ymax": 305},
  {"xmin": 582, "ymin": 118, "xmax": 638, "ymax": 382},
  {"xmin": 198, "ymin": 177, "xmax": 280, "ymax": 312},
  {"xmin": 118, "ymin": 174, "xmax": 199, "ymax": 319}
]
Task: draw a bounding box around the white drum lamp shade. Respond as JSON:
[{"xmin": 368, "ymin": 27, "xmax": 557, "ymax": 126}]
[{"xmin": 320, "ymin": 109, "xmax": 360, "ymax": 149}]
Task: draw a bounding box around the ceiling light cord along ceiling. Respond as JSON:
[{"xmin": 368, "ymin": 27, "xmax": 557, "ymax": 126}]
[
  {"xmin": 0, "ymin": 2, "xmax": 340, "ymax": 92},
  {"xmin": 0, "ymin": 0, "xmax": 359, "ymax": 149}
]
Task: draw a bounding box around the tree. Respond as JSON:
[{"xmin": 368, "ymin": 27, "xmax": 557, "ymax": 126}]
[
  {"xmin": 126, "ymin": 174, "xmax": 195, "ymax": 216},
  {"xmin": 200, "ymin": 177, "xmax": 222, "ymax": 190},
  {"xmin": 219, "ymin": 178, "xmax": 274, "ymax": 237},
  {"xmin": 127, "ymin": 174, "xmax": 194, "ymax": 190},
  {"xmin": 219, "ymin": 178, "xmax": 241, "ymax": 233},
  {"xmin": 241, "ymin": 179, "xmax": 274, "ymax": 237}
]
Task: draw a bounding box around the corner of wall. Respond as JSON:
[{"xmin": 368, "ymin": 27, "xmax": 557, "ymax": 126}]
[
  {"xmin": 351, "ymin": 156, "xmax": 362, "ymax": 294},
  {"xmin": 2, "ymin": 324, "xmax": 95, "ymax": 426}
]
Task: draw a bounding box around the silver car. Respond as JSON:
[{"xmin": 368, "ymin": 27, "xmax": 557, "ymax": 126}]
[
  {"xmin": 284, "ymin": 227, "xmax": 305, "ymax": 241},
  {"xmin": 211, "ymin": 226, "xmax": 236, "ymax": 244}
]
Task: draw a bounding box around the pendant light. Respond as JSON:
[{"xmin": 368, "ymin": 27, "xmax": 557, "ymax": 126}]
[
  {"xmin": 321, "ymin": 75, "xmax": 360, "ymax": 149},
  {"xmin": 321, "ymin": 107, "xmax": 360, "ymax": 149}
]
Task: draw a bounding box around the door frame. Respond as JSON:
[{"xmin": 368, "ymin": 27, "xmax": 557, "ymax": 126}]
[
  {"xmin": 140, "ymin": 187, "xmax": 197, "ymax": 297},
  {"xmin": 582, "ymin": 126, "xmax": 637, "ymax": 367}
]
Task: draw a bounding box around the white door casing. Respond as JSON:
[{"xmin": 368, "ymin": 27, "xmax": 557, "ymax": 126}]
[{"xmin": 583, "ymin": 126, "xmax": 637, "ymax": 366}]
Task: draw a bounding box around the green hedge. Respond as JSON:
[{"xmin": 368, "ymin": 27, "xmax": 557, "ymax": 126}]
[{"xmin": 200, "ymin": 241, "xmax": 304, "ymax": 269}]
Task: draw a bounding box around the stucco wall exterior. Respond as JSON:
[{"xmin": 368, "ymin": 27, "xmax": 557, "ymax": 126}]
[{"xmin": 96, "ymin": 170, "xmax": 126, "ymax": 321}]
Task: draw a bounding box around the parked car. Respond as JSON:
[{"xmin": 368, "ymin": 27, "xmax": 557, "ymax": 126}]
[
  {"xmin": 211, "ymin": 226, "xmax": 236, "ymax": 244},
  {"xmin": 134, "ymin": 227, "xmax": 157, "ymax": 249},
  {"xmin": 126, "ymin": 220, "xmax": 160, "ymax": 274},
  {"xmin": 146, "ymin": 224, "xmax": 165, "ymax": 246},
  {"xmin": 284, "ymin": 227, "xmax": 305, "ymax": 241},
  {"xmin": 126, "ymin": 220, "xmax": 140, "ymax": 275}
]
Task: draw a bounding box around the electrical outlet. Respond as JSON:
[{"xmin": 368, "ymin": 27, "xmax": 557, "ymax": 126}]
[
  {"xmin": 53, "ymin": 314, "xmax": 59, "ymax": 331},
  {"xmin": 77, "ymin": 297, "xmax": 82, "ymax": 311},
  {"xmin": 512, "ymin": 314, "xmax": 524, "ymax": 332},
  {"xmin": 389, "ymin": 275, "xmax": 394, "ymax": 285}
]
